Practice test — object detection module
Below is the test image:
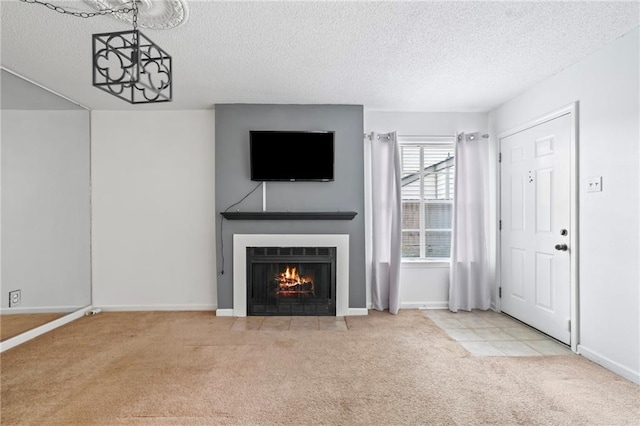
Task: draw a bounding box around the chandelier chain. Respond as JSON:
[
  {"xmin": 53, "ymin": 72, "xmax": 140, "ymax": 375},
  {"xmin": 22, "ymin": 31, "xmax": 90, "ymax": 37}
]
[
  {"xmin": 19, "ymin": 0, "xmax": 136, "ymax": 19},
  {"xmin": 132, "ymin": 0, "xmax": 138, "ymax": 30}
]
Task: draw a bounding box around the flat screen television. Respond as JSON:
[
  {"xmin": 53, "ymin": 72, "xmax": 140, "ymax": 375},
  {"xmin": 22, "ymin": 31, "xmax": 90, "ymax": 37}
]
[{"xmin": 250, "ymin": 130, "xmax": 335, "ymax": 181}]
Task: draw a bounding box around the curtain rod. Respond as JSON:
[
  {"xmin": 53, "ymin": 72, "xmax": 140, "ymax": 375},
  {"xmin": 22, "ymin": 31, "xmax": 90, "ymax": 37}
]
[
  {"xmin": 363, "ymin": 132, "xmax": 394, "ymax": 141},
  {"xmin": 364, "ymin": 132, "xmax": 489, "ymax": 141},
  {"xmin": 457, "ymin": 133, "xmax": 490, "ymax": 141}
]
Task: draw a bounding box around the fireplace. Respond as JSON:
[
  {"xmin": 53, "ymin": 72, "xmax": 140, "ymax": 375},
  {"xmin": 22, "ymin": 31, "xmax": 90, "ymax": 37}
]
[
  {"xmin": 246, "ymin": 247, "xmax": 336, "ymax": 316},
  {"xmin": 228, "ymin": 234, "xmax": 350, "ymax": 317}
]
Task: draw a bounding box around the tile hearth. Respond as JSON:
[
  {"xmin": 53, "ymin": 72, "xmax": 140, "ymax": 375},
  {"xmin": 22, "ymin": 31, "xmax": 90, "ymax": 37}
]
[{"xmin": 230, "ymin": 316, "xmax": 348, "ymax": 331}]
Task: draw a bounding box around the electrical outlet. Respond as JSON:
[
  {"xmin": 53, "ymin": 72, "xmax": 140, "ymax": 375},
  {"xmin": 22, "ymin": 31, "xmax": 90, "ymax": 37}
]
[{"xmin": 9, "ymin": 290, "xmax": 21, "ymax": 307}]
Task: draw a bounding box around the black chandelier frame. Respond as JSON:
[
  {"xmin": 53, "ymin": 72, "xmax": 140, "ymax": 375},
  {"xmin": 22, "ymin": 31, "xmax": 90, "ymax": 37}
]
[{"xmin": 92, "ymin": 29, "xmax": 172, "ymax": 104}]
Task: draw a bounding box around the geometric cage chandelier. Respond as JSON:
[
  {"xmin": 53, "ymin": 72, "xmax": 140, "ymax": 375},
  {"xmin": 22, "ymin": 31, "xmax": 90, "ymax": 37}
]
[
  {"xmin": 20, "ymin": 0, "xmax": 175, "ymax": 104},
  {"xmin": 92, "ymin": 29, "xmax": 172, "ymax": 103},
  {"xmin": 92, "ymin": 1, "xmax": 172, "ymax": 103}
]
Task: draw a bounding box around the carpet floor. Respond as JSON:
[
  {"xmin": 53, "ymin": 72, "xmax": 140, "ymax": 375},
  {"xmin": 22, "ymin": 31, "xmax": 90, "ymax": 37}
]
[
  {"xmin": 0, "ymin": 313, "xmax": 67, "ymax": 341},
  {"xmin": 1, "ymin": 310, "xmax": 638, "ymax": 425}
]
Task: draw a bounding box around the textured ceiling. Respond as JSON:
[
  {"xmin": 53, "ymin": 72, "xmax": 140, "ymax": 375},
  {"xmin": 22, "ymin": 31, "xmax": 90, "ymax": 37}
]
[{"xmin": 1, "ymin": 0, "xmax": 638, "ymax": 111}]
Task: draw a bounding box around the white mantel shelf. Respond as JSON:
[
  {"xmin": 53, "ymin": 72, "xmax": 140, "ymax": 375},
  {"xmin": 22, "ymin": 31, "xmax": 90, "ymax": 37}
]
[{"xmin": 220, "ymin": 211, "xmax": 357, "ymax": 220}]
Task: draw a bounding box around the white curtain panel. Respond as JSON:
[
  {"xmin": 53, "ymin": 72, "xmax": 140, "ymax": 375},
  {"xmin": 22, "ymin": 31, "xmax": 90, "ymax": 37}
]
[
  {"xmin": 370, "ymin": 132, "xmax": 402, "ymax": 314},
  {"xmin": 449, "ymin": 132, "xmax": 491, "ymax": 312}
]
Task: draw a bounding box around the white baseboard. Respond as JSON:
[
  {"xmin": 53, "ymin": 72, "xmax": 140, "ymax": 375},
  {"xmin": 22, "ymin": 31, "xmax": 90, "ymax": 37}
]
[
  {"xmin": 216, "ymin": 309, "xmax": 234, "ymax": 317},
  {"xmin": 578, "ymin": 345, "xmax": 640, "ymax": 384},
  {"xmin": 0, "ymin": 305, "xmax": 85, "ymax": 315},
  {"xmin": 402, "ymin": 301, "xmax": 448, "ymax": 310},
  {"xmin": 96, "ymin": 304, "xmax": 217, "ymax": 312},
  {"xmin": 0, "ymin": 306, "xmax": 92, "ymax": 353},
  {"xmin": 362, "ymin": 302, "xmax": 449, "ymax": 311}
]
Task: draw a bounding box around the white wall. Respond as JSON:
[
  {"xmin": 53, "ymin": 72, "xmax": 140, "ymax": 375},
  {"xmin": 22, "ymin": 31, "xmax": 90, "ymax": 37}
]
[
  {"xmin": 91, "ymin": 111, "xmax": 217, "ymax": 311},
  {"xmin": 364, "ymin": 111, "xmax": 488, "ymax": 309},
  {"xmin": 489, "ymin": 27, "xmax": 639, "ymax": 383}
]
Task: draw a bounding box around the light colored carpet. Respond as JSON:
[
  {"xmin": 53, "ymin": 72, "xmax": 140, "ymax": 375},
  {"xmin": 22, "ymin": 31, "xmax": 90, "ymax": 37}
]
[
  {"xmin": 1, "ymin": 310, "xmax": 638, "ymax": 425},
  {"xmin": 0, "ymin": 313, "xmax": 66, "ymax": 341}
]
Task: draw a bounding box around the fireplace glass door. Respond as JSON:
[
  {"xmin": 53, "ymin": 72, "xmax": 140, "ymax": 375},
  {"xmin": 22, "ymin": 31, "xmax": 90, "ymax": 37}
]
[{"xmin": 247, "ymin": 247, "xmax": 336, "ymax": 316}]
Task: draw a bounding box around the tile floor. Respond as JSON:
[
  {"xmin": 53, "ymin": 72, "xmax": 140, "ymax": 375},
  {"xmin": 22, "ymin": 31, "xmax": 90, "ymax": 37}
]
[{"xmin": 422, "ymin": 309, "xmax": 573, "ymax": 357}]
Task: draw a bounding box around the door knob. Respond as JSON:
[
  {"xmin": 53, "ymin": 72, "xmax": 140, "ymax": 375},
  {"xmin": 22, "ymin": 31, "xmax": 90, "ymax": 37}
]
[{"xmin": 555, "ymin": 244, "xmax": 568, "ymax": 251}]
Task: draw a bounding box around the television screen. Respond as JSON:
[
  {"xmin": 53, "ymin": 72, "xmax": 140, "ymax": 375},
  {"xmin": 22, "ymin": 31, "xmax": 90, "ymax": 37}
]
[{"xmin": 250, "ymin": 131, "xmax": 335, "ymax": 181}]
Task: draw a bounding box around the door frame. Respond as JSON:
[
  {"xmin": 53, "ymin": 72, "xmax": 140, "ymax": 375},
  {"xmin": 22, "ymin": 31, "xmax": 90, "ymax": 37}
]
[{"xmin": 496, "ymin": 102, "xmax": 579, "ymax": 352}]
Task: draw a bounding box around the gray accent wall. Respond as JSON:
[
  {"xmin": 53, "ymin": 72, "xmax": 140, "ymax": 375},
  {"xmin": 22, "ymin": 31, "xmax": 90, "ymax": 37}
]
[{"xmin": 215, "ymin": 104, "xmax": 365, "ymax": 309}]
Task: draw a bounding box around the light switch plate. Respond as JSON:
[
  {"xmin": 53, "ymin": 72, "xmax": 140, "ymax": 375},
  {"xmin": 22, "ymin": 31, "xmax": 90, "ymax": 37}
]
[{"xmin": 586, "ymin": 176, "xmax": 602, "ymax": 192}]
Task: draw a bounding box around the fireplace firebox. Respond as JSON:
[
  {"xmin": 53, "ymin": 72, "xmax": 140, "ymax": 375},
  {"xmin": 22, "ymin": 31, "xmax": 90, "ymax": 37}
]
[{"xmin": 246, "ymin": 247, "xmax": 336, "ymax": 316}]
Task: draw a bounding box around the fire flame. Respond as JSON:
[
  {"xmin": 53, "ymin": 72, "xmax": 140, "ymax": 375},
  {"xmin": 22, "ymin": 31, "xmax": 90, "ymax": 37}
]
[{"xmin": 275, "ymin": 266, "xmax": 315, "ymax": 295}]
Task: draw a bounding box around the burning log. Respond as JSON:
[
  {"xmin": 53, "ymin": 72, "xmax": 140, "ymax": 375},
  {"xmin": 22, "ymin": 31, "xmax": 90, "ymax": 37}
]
[{"xmin": 275, "ymin": 266, "xmax": 315, "ymax": 296}]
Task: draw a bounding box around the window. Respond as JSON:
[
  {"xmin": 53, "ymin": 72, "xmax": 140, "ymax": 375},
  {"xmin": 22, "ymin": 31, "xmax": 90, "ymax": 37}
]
[{"xmin": 399, "ymin": 137, "xmax": 455, "ymax": 260}]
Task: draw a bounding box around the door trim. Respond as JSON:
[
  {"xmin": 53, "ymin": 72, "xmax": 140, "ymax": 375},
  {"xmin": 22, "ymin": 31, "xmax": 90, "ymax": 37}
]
[{"xmin": 496, "ymin": 102, "xmax": 579, "ymax": 352}]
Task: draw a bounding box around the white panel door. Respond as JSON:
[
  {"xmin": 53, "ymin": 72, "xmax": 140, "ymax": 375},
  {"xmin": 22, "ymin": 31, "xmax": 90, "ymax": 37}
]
[{"xmin": 500, "ymin": 113, "xmax": 571, "ymax": 344}]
